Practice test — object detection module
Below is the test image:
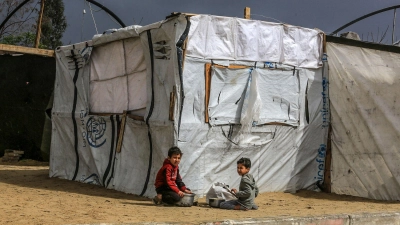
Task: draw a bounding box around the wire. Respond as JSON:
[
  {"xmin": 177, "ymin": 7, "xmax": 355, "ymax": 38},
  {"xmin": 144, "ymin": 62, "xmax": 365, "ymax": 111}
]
[
  {"xmin": 251, "ymin": 14, "xmax": 285, "ymax": 24},
  {"xmin": 107, "ymin": 13, "xmax": 124, "ymax": 27},
  {"xmin": 84, "ymin": 1, "xmax": 123, "ymax": 28},
  {"xmin": 81, "ymin": 0, "xmax": 85, "ymax": 41},
  {"xmin": 5, "ymin": 1, "xmax": 40, "ymax": 36},
  {"xmin": 88, "ymin": 2, "xmax": 98, "ymax": 34}
]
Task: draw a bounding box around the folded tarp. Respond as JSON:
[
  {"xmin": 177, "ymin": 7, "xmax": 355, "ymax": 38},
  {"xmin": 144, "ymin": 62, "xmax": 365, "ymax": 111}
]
[
  {"xmin": 89, "ymin": 37, "xmax": 147, "ymax": 114},
  {"xmin": 186, "ymin": 15, "xmax": 323, "ymax": 68}
]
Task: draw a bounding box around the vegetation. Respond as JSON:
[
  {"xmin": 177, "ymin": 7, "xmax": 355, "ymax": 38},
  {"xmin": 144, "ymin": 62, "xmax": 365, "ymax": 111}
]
[{"xmin": 0, "ymin": 0, "xmax": 67, "ymax": 49}]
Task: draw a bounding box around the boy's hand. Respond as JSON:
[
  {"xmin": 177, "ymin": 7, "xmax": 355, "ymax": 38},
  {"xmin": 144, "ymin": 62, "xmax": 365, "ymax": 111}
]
[
  {"xmin": 178, "ymin": 191, "xmax": 184, "ymax": 197},
  {"xmin": 231, "ymin": 188, "xmax": 237, "ymax": 194},
  {"xmin": 184, "ymin": 189, "xmax": 192, "ymax": 194}
]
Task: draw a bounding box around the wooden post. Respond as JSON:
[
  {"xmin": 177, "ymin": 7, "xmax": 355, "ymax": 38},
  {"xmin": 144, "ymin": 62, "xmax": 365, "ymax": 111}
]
[
  {"xmin": 323, "ymin": 124, "xmax": 332, "ymax": 193},
  {"xmin": 244, "ymin": 7, "xmax": 250, "ymax": 19},
  {"xmin": 35, "ymin": 0, "xmax": 45, "ymax": 48},
  {"xmin": 205, "ymin": 64, "xmax": 212, "ymax": 123},
  {"xmin": 392, "ymin": 9, "xmax": 397, "ymax": 44},
  {"xmin": 116, "ymin": 110, "xmax": 128, "ymax": 153},
  {"xmin": 169, "ymin": 86, "xmax": 176, "ymax": 121}
]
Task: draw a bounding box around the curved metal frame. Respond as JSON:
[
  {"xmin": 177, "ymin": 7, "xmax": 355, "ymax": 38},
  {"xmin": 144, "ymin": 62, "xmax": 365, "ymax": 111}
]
[
  {"xmin": 0, "ymin": 0, "xmax": 32, "ymax": 32},
  {"xmin": 330, "ymin": 5, "xmax": 400, "ymax": 35},
  {"xmin": 85, "ymin": 0, "xmax": 126, "ymax": 27},
  {"xmin": 0, "ymin": 0, "xmax": 126, "ymax": 34}
]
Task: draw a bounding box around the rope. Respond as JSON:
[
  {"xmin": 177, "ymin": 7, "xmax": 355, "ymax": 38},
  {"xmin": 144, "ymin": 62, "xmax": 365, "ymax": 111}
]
[
  {"xmin": 81, "ymin": 0, "xmax": 85, "ymax": 41},
  {"xmin": 251, "ymin": 14, "xmax": 285, "ymax": 24},
  {"xmin": 88, "ymin": 2, "xmax": 98, "ymax": 34}
]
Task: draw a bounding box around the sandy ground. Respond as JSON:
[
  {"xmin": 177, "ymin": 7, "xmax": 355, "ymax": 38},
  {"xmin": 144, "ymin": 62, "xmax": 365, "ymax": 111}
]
[{"xmin": 1, "ymin": 160, "xmax": 400, "ymax": 225}]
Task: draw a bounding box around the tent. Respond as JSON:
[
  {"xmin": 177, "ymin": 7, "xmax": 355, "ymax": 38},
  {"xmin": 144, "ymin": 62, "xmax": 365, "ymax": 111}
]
[
  {"xmin": 327, "ymin": 37, "xmax": 400, "ymax": 201},
  {"xmin": 50, "ymin": 14, "xmax": 327, "ymax": 197}
]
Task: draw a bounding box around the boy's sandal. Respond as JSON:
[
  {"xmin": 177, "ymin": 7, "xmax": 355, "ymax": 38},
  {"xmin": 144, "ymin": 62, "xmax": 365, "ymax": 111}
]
[
  {"xmin": 152, "ymin": 196, "xmax": 162, "ymax": 205},
  {"xmin": 234, "ymin": 205, "xmax": 248, "ymax": 211}
]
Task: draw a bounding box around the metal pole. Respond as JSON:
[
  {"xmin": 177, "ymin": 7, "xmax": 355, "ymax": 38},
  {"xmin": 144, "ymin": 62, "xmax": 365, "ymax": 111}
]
[
  {"xmin": 85, "ymin": 0, "xmax": 126, "ymax": 27},
  {"xmin": 330, "ymin": 5, "xmax": 400, "ymax": 35},
  {"xmin": 34, "ymin": 0, "xmax": 45, "ymax": 48},
  {"xmin": 0, "ymin": 0, "xmax": 32, "ymax": 32},
  {"xmin": 393, "ymin": 9, "xmax": 397, "ymax": 44}
]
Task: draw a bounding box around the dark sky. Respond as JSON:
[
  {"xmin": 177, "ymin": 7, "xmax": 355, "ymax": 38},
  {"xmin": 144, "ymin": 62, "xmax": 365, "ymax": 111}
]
[{"xmin": 62, "ymin": 1, "xmax": 400, "ymax": 45}]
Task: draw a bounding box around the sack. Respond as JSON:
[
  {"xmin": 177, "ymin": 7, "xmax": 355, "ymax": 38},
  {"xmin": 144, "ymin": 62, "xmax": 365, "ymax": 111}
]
[{"xmin": 205, "ymin": 182, "xmax": 237, "ymax": 204}]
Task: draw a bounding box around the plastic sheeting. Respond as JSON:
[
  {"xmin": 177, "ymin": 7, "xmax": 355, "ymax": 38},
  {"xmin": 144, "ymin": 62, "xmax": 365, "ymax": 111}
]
[
  {"xmin": 208, "ymin": 67, "xmax": 300, "ymax": 127},
  {"xmin": 328, "ymin": 42, "xmax": 400, "ymax": 201},
  {"xmin": 178, "ymin": 56, "xmax": 328, "ymax": 194},
  {"xmin": 186, "ymin": 15, "xmax": 323, "ymax": 68},
  {"xmin": 89, "ymin": 37, "xmax": 147, "ymax": 114},
  {"xmin": 208, "ymin": 67, "xmax": 249, "ymax": 125},
  {"xmin": 50, "ymin": 15, "xmax": 188, "ymax": 198}
]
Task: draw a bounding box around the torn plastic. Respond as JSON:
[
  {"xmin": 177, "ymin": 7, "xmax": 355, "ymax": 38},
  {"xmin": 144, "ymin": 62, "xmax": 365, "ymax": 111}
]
[{"xmin": 233, "ymin": 68, "xmax": 263, "ymax": 145}]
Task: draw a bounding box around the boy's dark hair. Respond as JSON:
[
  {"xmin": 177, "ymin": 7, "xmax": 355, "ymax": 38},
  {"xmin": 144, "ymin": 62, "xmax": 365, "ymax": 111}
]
[
  {"xmin": 237, "ymin": 157, "xmax": 251, "ymax": 168},
  {"xmin": 168, "ymin": 146, "xmax": 182, "ymax": 157}
]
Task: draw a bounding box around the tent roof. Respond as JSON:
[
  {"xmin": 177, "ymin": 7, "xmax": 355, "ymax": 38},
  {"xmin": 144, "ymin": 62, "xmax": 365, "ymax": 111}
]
[{"xmin": 327, "ymin": 35, "xmax": 400, "ymax": 53}]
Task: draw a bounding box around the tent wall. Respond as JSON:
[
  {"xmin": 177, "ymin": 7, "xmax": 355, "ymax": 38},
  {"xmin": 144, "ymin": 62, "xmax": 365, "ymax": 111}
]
[
  {"xmin": 50, "ymin": 15, "xmax": 189, "ymax": 197},
  {"xmin": 178, "ymin": 57, "xmax": 328, "ymax": 195},
  {"xmin": 132, "ymin": 15, "xmax": 189, "ymax": 196},
  {"xmin": 176, "ymin": 15, "xmax": 327, "ymax": 195},
  {"xmin": 328, "ymin": 42, "xmax": 400, "ymax": 200}
]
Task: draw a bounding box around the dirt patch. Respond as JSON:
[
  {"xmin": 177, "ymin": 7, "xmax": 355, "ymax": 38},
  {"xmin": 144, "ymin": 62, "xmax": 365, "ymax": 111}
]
[{"xmin": 0, "ymin": 160, "xmax": 399, "ymax": 224}]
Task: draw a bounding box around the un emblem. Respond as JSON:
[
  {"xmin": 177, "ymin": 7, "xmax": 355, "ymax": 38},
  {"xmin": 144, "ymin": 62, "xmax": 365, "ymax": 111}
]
[{"xmin": 86, "ymin": 117, "xmax": 107, "ymax": 148}]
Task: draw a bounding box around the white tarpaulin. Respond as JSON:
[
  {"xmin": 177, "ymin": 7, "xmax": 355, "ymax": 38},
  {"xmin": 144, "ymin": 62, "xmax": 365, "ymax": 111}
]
[
  {"xmin": 208, "ymin": 67, "xmax": 300, "ymax": 126},
  {"xmin": 89, "ymin": 37, "xmax": 147, "ymax": 114},
  {"xmin": 186, "ymin": 15, "xmax": 323, "ymax": 68},
  {"xmin": 50, "ymin": 14, "xmax": 327, "ymax": 198},
  {"xmin": 328, "ymin": 42, "xmax": 400, "ymax": 200},
  {"xmin": 179, "ymin": 56, "xmax": 328, "ymax": 194}
]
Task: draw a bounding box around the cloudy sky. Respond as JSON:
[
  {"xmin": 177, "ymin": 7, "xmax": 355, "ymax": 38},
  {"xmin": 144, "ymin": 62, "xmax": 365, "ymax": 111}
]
[{"xmin": 61, "ymin": 1, "xmax": 400, "ymax": 45}]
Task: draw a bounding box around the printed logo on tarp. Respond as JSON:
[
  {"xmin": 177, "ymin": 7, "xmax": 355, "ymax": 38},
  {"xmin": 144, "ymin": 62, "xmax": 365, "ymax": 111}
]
[
  {"xmin": 80, "ymin": 109, "xmax": 88, "ymax": 148},
  {"xmin": 315, "ymin": 144, "xmax": 326, "ymax": 182},
  {"xmin": 86, "ymin": 116, "xmax": 106, "ymax": 148},
  {"xmin": 80, "ymin": 173, "xmax": 101, "ymax": 185},
  {"xmin": 264, "ymin": 62, "xmax": 274, "ymax": 68},
  {"xmin": 321, "ymin": 77, "xmax": 329, "ymax": 128}
]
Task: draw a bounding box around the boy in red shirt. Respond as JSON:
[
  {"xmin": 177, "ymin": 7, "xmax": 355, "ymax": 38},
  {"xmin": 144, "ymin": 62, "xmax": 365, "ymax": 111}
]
[{"xmin": 153, "ymin": 146, "xmax": 192, "ymax": 205}]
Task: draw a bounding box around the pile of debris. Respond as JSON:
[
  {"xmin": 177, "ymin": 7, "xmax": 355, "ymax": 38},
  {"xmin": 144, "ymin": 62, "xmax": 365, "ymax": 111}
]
[{"xmin": 2, "ymin": 150, "xmax": 24, "ymax": 162}]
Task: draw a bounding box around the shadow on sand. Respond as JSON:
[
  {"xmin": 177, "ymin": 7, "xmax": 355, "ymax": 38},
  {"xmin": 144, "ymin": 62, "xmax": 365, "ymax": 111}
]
[{"xmin": 0, "ymin": 164, "xmax": 150, "ymax": 202}]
